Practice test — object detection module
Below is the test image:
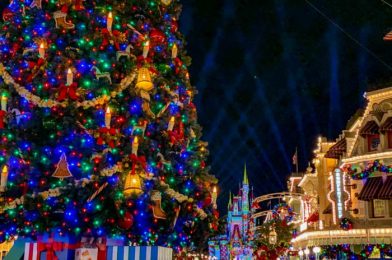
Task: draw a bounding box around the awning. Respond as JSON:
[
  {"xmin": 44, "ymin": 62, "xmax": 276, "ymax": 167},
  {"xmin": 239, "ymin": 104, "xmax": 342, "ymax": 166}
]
[
  {"xmin": 358, "ymin": 177, "xmax": 383, "ymax": 201},
  {"xmin": 322, "ymin": 203, "xmax": 332, "ymax": 214},
  {"xmin": 381, "ymin": 117, "xmax": 392, "ymax": 132},
  {"xmin": 378, "ymin": 176, "xmax": 392, "ymax": 200},
  {"xmin": 307, "ymin": 212, "xmax": 319, "ymax": 223},
  {"xmin": 359, "ymin": 121, "xmax": 379, "ymax": 136},
  {"xmin": 325, "ymin": 138, "xmax": 346, "ymax": 159}
]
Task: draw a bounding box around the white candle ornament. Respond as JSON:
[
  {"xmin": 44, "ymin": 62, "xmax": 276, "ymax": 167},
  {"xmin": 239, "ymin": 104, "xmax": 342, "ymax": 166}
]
[
  {"xmin": 1, "ymin": 96, "xmax": 7, "ymax": 111},
  {"xmin": 107, "ymin": 12, "xmax": 113, "ymax": 32},
  {"xmin": 172, "ymin": 44, "xmax": 178, "ymax": 59},
  {"xmin": 142, "ymin": 40, "xmax": 150, "ymax": 58},
  {"xmin": 66, "ymin": 68, "xmax": 73, "ymax": 86},
  {"xmin": 0, "ymin": 165, "xmax": 8, "ymax": 192},
  {"xmin": 167, "ymin": 116, "xmax": 175, "ymax": 131},
  {"xmin": 39, "ymin": 43, "xmax": 45, "ymax": 59},
  {"xmin": 105, "ymin": 107, "xmax": 111, "ymax": 128},
  {"xmin": 132, "ymin": 136, "xmax": 139, "ymax": 155}
]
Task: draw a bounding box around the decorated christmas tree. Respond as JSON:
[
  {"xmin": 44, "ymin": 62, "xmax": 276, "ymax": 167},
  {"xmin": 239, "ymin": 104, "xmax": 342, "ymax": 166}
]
[{"xmin": 0, "ymin": 0, "xmax": 219, "ymax": 251}]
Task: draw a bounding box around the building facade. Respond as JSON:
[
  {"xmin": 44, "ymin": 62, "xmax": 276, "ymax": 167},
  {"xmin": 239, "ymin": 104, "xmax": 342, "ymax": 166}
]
[
  {"xmin": 288, "ymin": 87, "xmax": 392, "ymax": 258},
  {"xmin": 209, "ymin": 167, "xmax": 254, "ymax": 260}
]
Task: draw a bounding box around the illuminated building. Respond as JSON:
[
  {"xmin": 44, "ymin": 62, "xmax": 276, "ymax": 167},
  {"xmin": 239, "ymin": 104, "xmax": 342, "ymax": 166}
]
[{"xmin": 288, "ymin": 87, "xmax": 392, "ymax": 257}]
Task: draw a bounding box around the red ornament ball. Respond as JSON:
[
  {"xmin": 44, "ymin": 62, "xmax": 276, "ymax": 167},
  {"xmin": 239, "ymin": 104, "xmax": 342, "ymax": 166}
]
[
  {"xmin": 203, "ymin": 195, "xmax": 212, "ymax": 207},
  {"xmin": 2, "ymin": 8, "xmax": 13, "ymax": 22},
  {"xmin": 149, "ymin": 29, "xmax": 166, "ymax": 45},
  {"xmin": 170, "ymin": 19, "xmax": 178, "ymax": 33},
  {"xmin": 118, "ymin": 212, "xmax": 134, "ymax": 230}
]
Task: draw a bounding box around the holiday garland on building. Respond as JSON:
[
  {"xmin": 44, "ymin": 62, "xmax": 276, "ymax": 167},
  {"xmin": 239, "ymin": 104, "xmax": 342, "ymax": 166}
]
[
  {"xmin": 342, "ymin": 160, "xmax": 392, "ymax": 180},
  {"xmin": 0, "ymin": 0, "xmax": 218, "ymax": 251}
]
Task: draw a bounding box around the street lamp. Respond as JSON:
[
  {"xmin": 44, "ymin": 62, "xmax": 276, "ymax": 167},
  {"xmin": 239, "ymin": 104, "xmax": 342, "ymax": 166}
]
[
  {"xmin": 298, "ymin": 250, "xmax": 304, "ymax": 260},
  {"xmin": 269, "ymin": 227, "xmax": 277, "ymax": 245},
  {"xmin": 313, "ymin": 246, "xmax": 321, "ymax": 260},
  {"xmin": 304, "ymin": 248, "xmax": 310, "ymax": 260}
]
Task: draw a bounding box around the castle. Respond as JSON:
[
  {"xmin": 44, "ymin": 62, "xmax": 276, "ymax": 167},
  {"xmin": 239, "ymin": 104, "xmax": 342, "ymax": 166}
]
[{"xmin": 209, "ymin": 166, "xmax": 255, "ymax": 259}]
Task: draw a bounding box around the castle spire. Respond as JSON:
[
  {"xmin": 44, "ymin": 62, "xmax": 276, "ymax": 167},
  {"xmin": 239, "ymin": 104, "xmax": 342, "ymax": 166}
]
[{"xmin": 243, "ymin": 163, "xmax": 249, "ymax": 185}]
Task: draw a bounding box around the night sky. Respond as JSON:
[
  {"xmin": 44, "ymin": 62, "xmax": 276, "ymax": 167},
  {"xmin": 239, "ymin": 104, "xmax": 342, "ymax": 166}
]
[
  {"xmin": 180, "ymin": 0, "xmax": 392, "ymax": 212},
  {"xmin": 1, "ymin": 1, "xmax": 392, "ymax": 214}
]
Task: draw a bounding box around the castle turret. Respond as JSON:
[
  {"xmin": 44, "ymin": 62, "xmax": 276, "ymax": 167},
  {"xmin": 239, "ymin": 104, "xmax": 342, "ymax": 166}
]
[{"xmin": 242, "ymin": 164, "xmax": 249, "ymax": 213}]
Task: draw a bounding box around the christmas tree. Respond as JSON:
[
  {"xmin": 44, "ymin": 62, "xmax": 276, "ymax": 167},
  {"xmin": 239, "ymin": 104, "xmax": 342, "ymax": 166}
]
[{"xmin": 0, "ymin": 0, "xmax": 219, "ymax": 251}]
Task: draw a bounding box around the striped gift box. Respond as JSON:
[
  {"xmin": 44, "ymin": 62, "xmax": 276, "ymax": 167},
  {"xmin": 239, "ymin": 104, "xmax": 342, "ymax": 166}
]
[{"xmin": 106, "ymin": 246, "xmax": 172, "ymax": 260}]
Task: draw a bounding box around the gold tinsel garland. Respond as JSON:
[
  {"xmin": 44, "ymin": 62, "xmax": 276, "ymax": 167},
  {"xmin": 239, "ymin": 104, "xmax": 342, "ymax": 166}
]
[{"xmin": 0, "ymin": 63, "xmax": 136, "ymax": 109}]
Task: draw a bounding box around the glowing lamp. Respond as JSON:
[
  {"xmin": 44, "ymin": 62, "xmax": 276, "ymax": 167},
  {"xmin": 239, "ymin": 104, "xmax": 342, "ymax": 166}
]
[
  {"xmin": 304, "ymin": 248, "xmax": 310, "ymax": 256},
  {"xmin": 0, "ymin": 165, "xmax": 8, "ymax": 192},
  {"xmin": 123, "ymin": 172, "xmax": 142, "ymax": 196},
  {"xmin": 136, "ymin": 68, "xmax": 154, "ymax": 91},
  {"xmin": 269, "ymin": 228, "xmax": 277, "ymax": 245}
]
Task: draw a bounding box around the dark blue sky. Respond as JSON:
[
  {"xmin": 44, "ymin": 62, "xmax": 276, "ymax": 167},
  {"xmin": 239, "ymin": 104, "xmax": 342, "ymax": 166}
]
[{"xmin": 180, "ymin": 0, "xmax": 392, "ymax": 212}]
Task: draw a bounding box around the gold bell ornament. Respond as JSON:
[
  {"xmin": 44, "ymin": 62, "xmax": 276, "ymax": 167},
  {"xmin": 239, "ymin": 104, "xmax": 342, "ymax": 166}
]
[
  {"xmin": 124, "ymin": 171, "xmax": 142, "ymax": 196},
  {"xmin": 161, "ymin": 0, "xmax": 172, "ymax": 6},
  {"xmin": 136, "ymin": 68, "xmax": 154, "ymax": 92}
]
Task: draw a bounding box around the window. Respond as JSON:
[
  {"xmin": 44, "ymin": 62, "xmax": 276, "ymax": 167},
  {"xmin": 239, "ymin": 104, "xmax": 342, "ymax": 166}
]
[
  {"xmin": 367, "ymin": 134, "xmax": 380, "ymax": 152},
  {"xmin": 373, "ymin": 199, "xmax": 386, "ymax": 218},
  {"xmin": 388, "ymin": 132, "xmax": 392, "ymax": 149}
]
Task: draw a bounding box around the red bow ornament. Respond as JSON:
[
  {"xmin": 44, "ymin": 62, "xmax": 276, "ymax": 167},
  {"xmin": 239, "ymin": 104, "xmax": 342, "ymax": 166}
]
[
  {"xmin": 26, "ymin": 58, "xmax": 46, "ymax": 82},
  {"xmin": 57, "ymin": 82, "xmax": 78, "ymax": 101},
  {"xmin": 36, "ymin": 239, "xmax": 64, "ymax": 260},
  {"xmin": 129, "ymin": 154, "xmax": 147, "ymax": 175}
]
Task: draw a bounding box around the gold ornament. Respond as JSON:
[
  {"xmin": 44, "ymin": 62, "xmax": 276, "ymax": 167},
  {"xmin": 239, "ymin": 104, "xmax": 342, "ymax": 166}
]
[
  {"xmin": 135, "ymin": 68, "xmax": 154, "ymax": 91},
  {"xmin": 123, "ymin": 171, "xmax": 142, "ymax": 196},
  {"xmin": 161, "ymin": 0, "xmax": 172, "ymax": 6},
  {"xmin": 52, "ymin": 153, "xmax": 73, "ymax": 180}
]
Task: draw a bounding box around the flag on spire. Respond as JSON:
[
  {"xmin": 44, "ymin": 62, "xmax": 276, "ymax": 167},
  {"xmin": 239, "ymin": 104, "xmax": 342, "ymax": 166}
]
[{"xmin": 292, "ymin": 148, "xmax": 298, "ymax": 165}]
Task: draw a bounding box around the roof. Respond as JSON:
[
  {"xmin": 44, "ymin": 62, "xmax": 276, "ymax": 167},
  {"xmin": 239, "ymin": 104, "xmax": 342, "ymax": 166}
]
[
  {"xmin": 358, "ymin": 177, "xmax": 390, "ymax": 200},
  {"xmin": 378, "ymin": 176, "xmax": 392, "ymax": 200},
  {"xmin": 380, "ymin": 117, "xmax": 392, "ymax": 132},
  {"xmin": 359, "ymin": 120, "xmax": 379, "ymax": 136},
  {"xmin": 325, "ymin": 138, "xmax": 346, "ymax": 159}
]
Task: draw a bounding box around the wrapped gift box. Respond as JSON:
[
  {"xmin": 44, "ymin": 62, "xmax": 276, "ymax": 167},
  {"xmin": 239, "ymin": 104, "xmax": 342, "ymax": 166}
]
[
  {"xmin": 24, "ymin": 233, "xmax": 79, "ymax": 260},
  {"xmin": 75, "ymin": 248, "xmax": 98, "ymax": 260},
  {"xmin": 107, "ymin": 246, "xmax": 173, "ymax": 260},
  {"xmin": 24, "ymin": 241, "xmax": 77, "ymax": 260}
]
